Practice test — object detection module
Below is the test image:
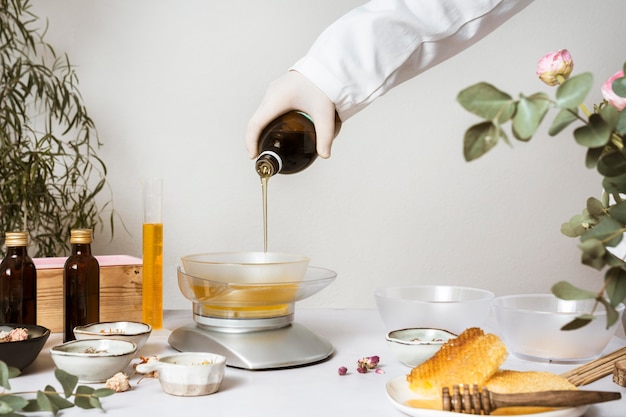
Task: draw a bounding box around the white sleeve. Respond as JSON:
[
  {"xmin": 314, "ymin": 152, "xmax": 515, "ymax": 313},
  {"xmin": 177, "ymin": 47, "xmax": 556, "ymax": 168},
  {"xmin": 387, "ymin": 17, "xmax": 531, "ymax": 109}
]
[{"xmin": 290, "ymin": 0, "xmax": 534, "ymax": 121}]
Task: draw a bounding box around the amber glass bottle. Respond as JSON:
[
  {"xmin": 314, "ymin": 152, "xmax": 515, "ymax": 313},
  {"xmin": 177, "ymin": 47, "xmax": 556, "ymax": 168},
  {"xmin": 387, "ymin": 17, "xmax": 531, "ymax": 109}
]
[
  {"xmin": 63, "ymin": 229, "xmax": 99, "ymax": 342},
  {"xmin": 255, "ymin": 111, "xmax": 342, "ymax": 178},
  {"xmin": 0, "ymin": 231, "xmax": 37, "ymax": 324}
]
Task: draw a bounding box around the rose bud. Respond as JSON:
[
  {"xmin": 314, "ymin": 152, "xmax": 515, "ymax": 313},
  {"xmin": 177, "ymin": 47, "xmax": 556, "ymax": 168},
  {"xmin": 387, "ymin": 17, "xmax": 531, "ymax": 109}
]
[
  {"xmin": 338, "ymin": 366, "xmax": 348, "ymax": 376},
  {"xmin": 536, "ymin": 49, "xmax": 573, "ymax": 86},
  {"xmin": 601, "ymin": 70, "xmax": 626, "ymax": 111}
]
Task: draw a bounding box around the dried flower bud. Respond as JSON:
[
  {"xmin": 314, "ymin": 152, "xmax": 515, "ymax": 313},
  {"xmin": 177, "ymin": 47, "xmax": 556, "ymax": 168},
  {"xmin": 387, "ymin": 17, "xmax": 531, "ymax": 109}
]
[
  {"xmin": 356, "ymin": 366, "xmax": 367, "ymax": 374},
  {"xmin": 375, "ymin": 368, "xmax": 385, "ymax": 374},
  {"xmin": 105, "ymin": 372, "xmax": 131, "ymax": 392},
  {"xmin": 338, "ymin": 366, "xmax": 348, "ymax": 376},
  {"xmin": 536, "ymin": 49, "xmax": 573, "ymax": 86},
  {"xmin": 357, "ymin": 355, "xmax": 380, "ymax": 370}
]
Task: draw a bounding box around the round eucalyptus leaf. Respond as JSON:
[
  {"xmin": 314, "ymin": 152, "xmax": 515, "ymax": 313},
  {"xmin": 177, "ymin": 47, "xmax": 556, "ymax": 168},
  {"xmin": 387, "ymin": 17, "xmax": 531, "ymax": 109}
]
[
  {"xmin": 573, "ymin": 113, "xmax": 612, "ymax": 148},
  {"xmin": 457, "ymin": 82, "xmax": 515, "ymax": 123},
  {"xmin": 512, "ymin": 92, "xmax": 551, "ymax": 140},
  {"xmin": 548, "ymin": 107, "xmax": 578, "ymax": 136},
  {"xmin": 463, "ymin": 122, "xmax": 504, "ymax": 161},
  {"xmin": 556, "ymin": 72, "xmax": 593, "ymax": 109}
]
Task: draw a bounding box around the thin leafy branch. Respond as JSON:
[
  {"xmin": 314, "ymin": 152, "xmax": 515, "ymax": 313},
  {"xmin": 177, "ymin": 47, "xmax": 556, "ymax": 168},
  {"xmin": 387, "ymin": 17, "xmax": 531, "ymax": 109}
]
[
  {"xmin": 457, "ymin": 49, "xmax": 626, "ymax": 330},
  {"xmin": 0, "ymin": 0, "xmax": 118, "ymax": 257},
  {"xmin": 0, "ymin": 361, "xmax": 114, "ymax": 415}
]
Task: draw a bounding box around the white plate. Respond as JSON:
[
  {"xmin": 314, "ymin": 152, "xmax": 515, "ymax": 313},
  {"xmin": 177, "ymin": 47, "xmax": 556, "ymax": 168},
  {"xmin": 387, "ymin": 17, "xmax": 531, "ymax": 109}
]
[{"xmin": 386, "ymin": 375, "xmax": 588, "ymax": 417}]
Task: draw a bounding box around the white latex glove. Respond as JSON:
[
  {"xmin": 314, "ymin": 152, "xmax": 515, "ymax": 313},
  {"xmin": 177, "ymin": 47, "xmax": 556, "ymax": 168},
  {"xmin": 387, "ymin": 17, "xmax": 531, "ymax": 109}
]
[{"xmin": 246, "ymin": 70, "xmax": 339, "ymax": 159}]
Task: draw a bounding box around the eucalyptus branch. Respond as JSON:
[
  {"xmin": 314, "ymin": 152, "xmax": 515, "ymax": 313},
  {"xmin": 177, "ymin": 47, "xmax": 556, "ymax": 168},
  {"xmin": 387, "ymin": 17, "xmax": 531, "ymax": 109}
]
[{"xmin": 0, "ymin": 362, "xmax": 114, "ymax": 415}]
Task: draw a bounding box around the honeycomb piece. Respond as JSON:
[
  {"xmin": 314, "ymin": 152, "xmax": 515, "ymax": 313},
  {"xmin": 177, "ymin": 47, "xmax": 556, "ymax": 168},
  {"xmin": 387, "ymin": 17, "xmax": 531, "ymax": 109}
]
[{"xmin": 406, "ymin": 327, "xmax": 507, "ymax": 399}]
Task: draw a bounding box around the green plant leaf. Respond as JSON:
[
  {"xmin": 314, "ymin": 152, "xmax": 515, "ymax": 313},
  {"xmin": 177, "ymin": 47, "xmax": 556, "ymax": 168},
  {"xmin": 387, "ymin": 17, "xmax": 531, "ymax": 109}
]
[
  {"xmin": 457, "ymin": 82, "xmax": 516, "ymax": 123},
  {"xmin": 573, "ymin": 113, "xmax": 612, "ymax": 148},
  {"xmin": 36, "ymin": 390, "xmax": 57, "ymax": 415},
  {"xmin": 43, "ymin": 390, "xmax": 74, "ymax": 411},
  {"xmin": 596, "ymin": 297, "xmax": 619, "ymax": 329},
  {"xmin": 603, "ymin": 172, "xmax": 626, "ymax": 194},
  {"xmin": 512, "ymin": 92, "xmax": 551, "ymax": 141},
  {"xmin": 548, "ymin": 108, "xmax": 578, "ymax": 136},
  {"xmin": 609, "ymin": 200, "xmax": 626, "ymax": 224},
  {"xmin": 605, "ymin": 267, "xmax": 626, "ymax": 308},
  {"xmin": 74, "ymin": 386, "xmax": 95, "ymax": 410},
  {"xmin": 599, "ymin": 104, "xmax": 620, "ymax": 130},
  {"xmin": 585, "ymin": 146, "xmax": 603, "ymax": 169},
  {"xmin": 0, "ymin": 401, "xmax": 13, "ymax": 414},
  {"xmin": 551, "ymin": 281, "xmax": 597, "ymax": 300},
  {"xmin": 92, "ymin": 388, "xmax": 115, "ymax": 398},
  {"xmin": 561, "ymin": 315, "xmax": 594, "ymax": 331},
  {"xmin": 0, "ymin": 362, "xmax": 10, "ymax": 391},
  {"xmin": 580, "ymin": 216, "xmax": 623, "ymax": 246},
  {"xmin": 597, "ymin": 148, "xmax": 626, "ymax": 177},
  {"xmin": 587, "ymin": 197, "xmax": 606, "ymax": 218},
  {"xmin": 54, "ymin": 369, "xmax": 77, "ymax": 398},
  {"xmin": 616, "ymin": 109, "xmax": 626, "ymax": 136},
  {"xmin": 556, "ymin": 72, "xmax": 593, "ymax": 109},
  {"xmin": 578, "ymin": 239, "xmax": 606, "ymax": 269},
  {"xmin": 0, "ymin": 395, "xmax": 28, "ymax": 412},
  {"xmin": 463, "ymin": 122, "xmax": 505, "ymax": 161}
]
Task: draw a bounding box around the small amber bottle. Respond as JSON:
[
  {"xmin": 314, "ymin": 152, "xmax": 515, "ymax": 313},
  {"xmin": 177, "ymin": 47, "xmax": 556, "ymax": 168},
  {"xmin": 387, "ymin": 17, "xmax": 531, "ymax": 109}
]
[
  {"xmin": 0, "ymin": 231, "xmax": 37, "ymax": 325},
  {"xmin": 63, "ymin": 229, "xmax": 99, "ymax": 342},
  {"xmin": 255, "ymin": 111, "xmax": 342, "ymax": 178}
]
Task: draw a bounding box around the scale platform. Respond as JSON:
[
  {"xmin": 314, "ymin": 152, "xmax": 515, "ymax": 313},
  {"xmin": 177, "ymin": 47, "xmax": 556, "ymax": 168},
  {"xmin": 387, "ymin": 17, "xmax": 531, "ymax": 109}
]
[{"xmin": 168, "ymin": 322, "xmax": 334, "ymax": 370}]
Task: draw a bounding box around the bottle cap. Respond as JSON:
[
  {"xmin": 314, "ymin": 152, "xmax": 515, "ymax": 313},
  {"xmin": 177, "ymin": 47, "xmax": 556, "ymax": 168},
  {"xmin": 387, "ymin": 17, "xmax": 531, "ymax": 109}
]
[
  {"xmin": 70, "ymin": 229, "xmax": 93, "ymax": 244},
  {"xmin": 4, "ymin": 231, "xmax": 29, "ymax": 247}
]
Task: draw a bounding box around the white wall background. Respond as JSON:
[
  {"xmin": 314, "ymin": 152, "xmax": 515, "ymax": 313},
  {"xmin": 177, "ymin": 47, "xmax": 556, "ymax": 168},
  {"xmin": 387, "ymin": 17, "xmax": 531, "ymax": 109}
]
[{"xmin": 29, "ymin": 1, "xmax": 626, "ymax": 314}]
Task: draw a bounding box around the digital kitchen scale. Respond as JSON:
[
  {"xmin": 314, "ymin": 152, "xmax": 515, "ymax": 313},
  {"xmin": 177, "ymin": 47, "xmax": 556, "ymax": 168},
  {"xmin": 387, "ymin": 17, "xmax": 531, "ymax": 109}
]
[{"xmin": 169, "ymin": 256, "xmax": 336, "ymax": 370}]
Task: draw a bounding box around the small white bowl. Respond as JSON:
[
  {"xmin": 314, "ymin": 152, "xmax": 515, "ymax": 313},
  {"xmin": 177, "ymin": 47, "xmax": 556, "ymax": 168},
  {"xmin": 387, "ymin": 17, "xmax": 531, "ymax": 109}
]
[
  {"xmin": 135, "ymin": 352, "xmax": 226, "ymax": 396},
  {"xmin": 73, "ymin": 321, "xmax": 152, "ymax": 350},
  {"xmin": 386, "ymin": 328, "xmax": 456, "ymax": 367},
  {"xmin": 50, "ymin": 339, "xmax": 137, "ymax": 383}
]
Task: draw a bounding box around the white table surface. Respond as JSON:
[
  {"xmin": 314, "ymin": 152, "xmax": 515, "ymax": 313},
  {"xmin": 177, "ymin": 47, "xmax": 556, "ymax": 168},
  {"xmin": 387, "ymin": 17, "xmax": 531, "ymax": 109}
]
[{"xmin": 10, "ymin": 309, "xmax": 626, "ymax": 417}]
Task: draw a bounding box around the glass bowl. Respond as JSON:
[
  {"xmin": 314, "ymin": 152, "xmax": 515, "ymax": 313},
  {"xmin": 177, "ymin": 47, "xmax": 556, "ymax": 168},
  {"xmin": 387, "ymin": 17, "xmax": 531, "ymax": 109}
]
[
  {"xmin": 181, "ymin": 252, "xmax": 310, "ymax": 284},
  {"xmin": 177, "ymin": 265, "xmax": 336, "ymax": 320},
  {"xmin": 493, "ymin": 294, "xmax": 625, "ymax": 362},
  {"xmin": 374, "ymin": 285, "xmax": 494, "ymax": 334}
]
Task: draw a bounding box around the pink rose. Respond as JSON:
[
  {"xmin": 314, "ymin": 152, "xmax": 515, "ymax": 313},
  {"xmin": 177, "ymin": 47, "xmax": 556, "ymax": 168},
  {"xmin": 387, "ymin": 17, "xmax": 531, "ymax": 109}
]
[
  {"xmin": 536, "ymin": 49, "xmax": 574, "ymax": 86},
  {"xmin": 601, "ymin": 70, "xmax": 626, "ymax": 111}
]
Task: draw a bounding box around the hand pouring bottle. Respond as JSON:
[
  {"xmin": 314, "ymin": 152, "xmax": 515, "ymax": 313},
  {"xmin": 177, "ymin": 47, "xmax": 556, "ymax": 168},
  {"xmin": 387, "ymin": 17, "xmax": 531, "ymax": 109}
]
[{"xmin": 255, "ymin": 111, "xmax": 341, "ymax": 178}]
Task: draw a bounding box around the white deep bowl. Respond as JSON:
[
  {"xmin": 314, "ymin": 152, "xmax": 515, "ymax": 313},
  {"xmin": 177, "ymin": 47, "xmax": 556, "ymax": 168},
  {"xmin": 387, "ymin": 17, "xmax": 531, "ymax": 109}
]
[
  {"xmin": 493, "ymin": 294, "xmax": 625, "ymax": 362},
  {"xmin": 386, "ymin": 328, "xmax": 456, "ymax": 367},
  {"xmin": 135, "ymin": 352, "xmax": 226, "ymax": 396},
  {"xmin": 374, "ymin": 285, "xmax": 495, "ymax": 334},
  {"xmin": 73, "ymin": 321, "xmax": 152, "ymax": 350},
  {"xmin": 50, "ymin": 339, "xmax": 137, "ymax": 383}
]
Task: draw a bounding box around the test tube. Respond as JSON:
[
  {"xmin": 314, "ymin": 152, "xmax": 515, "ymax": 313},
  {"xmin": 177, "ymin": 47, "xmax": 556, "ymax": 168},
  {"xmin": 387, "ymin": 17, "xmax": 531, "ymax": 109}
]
[{"xmin": 141, "ymin": 178, "xmax": 163, "ymax": 329}]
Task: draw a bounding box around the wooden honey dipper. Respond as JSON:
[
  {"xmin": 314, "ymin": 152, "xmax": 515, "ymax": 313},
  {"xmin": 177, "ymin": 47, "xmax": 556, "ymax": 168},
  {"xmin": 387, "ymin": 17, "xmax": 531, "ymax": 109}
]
[{"xmin": 441, "ymin": 384, "xmax": 621, "ymax": 414}]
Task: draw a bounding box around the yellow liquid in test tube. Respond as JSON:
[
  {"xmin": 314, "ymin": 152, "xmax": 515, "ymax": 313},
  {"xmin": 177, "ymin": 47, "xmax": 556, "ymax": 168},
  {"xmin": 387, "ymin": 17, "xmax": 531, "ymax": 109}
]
[{"xmin": 142, "ymin": 222, "xmax": 163, "ymax": 329}]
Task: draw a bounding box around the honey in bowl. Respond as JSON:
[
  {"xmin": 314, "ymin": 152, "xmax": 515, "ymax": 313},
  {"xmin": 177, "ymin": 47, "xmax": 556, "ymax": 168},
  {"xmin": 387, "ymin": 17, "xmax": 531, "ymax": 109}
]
[{"xmin": 178, "ymin": 253, "xmax": 310, "ymax": 319}]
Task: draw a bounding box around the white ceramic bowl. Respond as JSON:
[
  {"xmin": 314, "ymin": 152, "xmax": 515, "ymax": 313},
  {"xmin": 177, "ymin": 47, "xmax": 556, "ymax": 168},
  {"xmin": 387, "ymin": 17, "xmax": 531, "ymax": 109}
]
[
  {"xmin": 493, "ymin": 294, "xmax": 625, "ymax": 362},
  {"xmin": 135, "ymin": 352, "xmax": 226, "ymax": 396},
  {"xmin": 386, "ymin": 328, "xmax": 456, "ymax": 367},
  {"xmin": 50, "ymin": 339, "xmax": 137, "ymax": 383},
  {"xmin": 73, "ymin": 321, "xmax": 152, "ymax": 350},
  {"xmin": 374, "ymin": 285, "xmax": 495, "ymax": 334}
]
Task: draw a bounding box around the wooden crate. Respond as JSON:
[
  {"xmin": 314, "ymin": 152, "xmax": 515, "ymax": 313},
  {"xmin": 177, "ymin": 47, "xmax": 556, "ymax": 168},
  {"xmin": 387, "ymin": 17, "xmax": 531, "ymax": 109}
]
[{"xmin": 34, "ymin": 255, "xmax": 143, "ymax": 333}]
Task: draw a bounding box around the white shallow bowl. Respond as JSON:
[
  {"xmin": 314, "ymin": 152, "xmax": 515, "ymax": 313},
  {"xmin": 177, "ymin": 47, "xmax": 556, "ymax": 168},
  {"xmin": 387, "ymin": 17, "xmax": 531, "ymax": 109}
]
[
  {"xmin": 493, "ymin": 294, "xmax": 625, "ymax": 363},
  {"xmin": 386, "ymin": 328, "xmax": 456, "ymax": 367},
  {"xmin": 74, "ymin": 321, "xmax": 152, "ymax": 350},
  {"xmin": 374, "ymin": 285, "xmax": 495, "ymax": 334},
  {"xmin": 135, "ymin": 352, "xmax": 226, "ymax": 396},
  {"xmin": 50, "ymin": 339, "xmax": 137, "ymax": 383}
]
